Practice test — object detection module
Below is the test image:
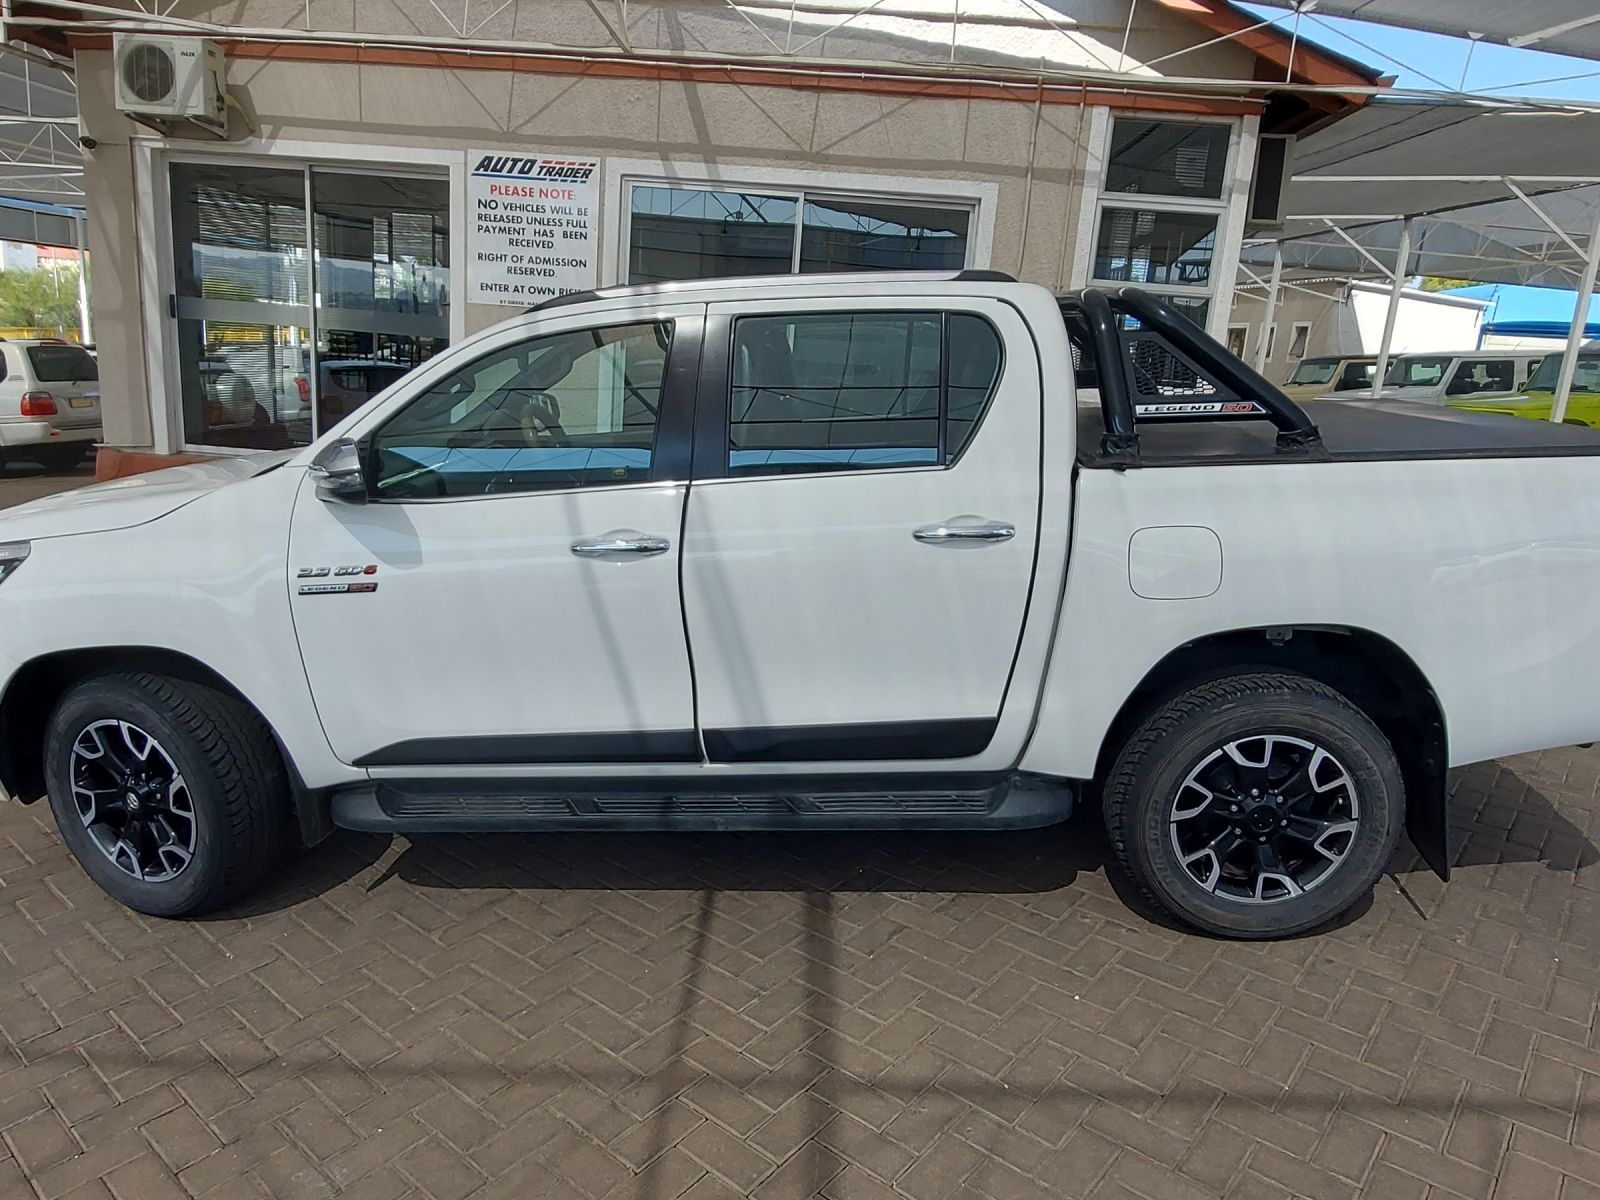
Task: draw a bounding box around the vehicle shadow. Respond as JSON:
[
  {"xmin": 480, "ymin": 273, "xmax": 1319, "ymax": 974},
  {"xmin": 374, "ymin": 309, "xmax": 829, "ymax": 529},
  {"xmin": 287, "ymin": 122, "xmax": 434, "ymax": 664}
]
[{"xmin": 223, "ymin": 760, "xmax": 1600, "ymax": 931}]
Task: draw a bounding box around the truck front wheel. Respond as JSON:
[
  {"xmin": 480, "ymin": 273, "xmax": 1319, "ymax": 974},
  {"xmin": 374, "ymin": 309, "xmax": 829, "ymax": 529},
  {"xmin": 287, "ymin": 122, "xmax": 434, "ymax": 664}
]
[
  {"xmin": 1104, "ymin": 672, "xmax": 1403, "ymax": 939},
  {"xmin": 43, "ymin": 671, "xmax": 291, "ymax": 917}
]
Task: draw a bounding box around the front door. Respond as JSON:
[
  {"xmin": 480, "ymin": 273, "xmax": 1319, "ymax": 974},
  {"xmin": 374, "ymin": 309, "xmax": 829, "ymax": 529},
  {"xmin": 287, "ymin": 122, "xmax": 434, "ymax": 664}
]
[
  {"xmin": 681, "ymin": 297, "xmax": 1041, "ymax": 764},
  {"xmin": 288, "ymin": 306, "xmax": 702, "ymax": 768}
]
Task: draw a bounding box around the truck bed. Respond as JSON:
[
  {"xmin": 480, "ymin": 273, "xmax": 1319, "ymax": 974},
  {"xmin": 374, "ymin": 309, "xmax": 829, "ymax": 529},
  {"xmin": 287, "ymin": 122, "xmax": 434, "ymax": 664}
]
[{"xmin": 1077, "ymin": 398, "xmax": 1600, "ymax": 468}]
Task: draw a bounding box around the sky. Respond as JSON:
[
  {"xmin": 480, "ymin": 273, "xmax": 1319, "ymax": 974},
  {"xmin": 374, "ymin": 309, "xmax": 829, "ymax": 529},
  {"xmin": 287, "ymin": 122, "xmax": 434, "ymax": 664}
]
[{"xmin": 1237, "ymin": 4, "xmax": 1600, "ymax": 104}]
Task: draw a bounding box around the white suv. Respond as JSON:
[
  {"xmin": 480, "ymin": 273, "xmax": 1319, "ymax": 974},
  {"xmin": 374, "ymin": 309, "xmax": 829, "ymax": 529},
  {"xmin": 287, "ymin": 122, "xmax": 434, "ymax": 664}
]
[{"xmin": 0, "ymin": 339, "xmax": 101, "ymax": 468}]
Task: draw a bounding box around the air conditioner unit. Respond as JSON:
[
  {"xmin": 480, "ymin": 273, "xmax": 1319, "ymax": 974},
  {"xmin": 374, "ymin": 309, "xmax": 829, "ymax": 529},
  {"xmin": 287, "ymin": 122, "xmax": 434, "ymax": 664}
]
[
  {"xmin": 113, "ymin": 36, "xmax": 228, "ymax": 137},
  {"xmin": 1247, "ymin": 133, "xmax": 1296, "ymax": 228}
]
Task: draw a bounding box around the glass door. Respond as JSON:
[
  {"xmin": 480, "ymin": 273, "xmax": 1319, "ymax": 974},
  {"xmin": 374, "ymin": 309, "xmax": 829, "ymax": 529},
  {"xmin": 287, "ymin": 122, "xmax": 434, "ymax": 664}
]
[
  {"xmin": 170, "ymin": 162, "xmax": 312, "ymax": 450},
  {"xmin": 309, "ymin": 170, "xmax": 450, "ymax": 436},
  {"xmin": 168, "ymin": 159, "xmax": 449, "ymax": 450}
]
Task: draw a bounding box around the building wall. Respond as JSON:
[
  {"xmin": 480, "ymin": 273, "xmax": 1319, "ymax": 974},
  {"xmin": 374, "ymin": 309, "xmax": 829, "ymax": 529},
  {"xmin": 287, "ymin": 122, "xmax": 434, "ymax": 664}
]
[
  {"xmin": 74, "ymin": 0, "xmax": 1266, "ymax": 452},
  {"xmin": 1230, "ymin": 283, "xmax": 1489, "ymax": 385}
]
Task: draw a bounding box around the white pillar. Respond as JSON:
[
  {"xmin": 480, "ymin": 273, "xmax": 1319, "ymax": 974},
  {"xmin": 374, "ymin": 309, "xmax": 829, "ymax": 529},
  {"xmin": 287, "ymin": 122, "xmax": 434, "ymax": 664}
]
[
  {"xmin": 73, "ymin": 211, "xmax": 91, "ymax": 345},
  {"xmin": 1551, "ymin": 204, "xmax": 1600, "ymax": 425},
  {"xmin": 1252, "ymin": 245, "xmax": 1282, "ymax": 375},
  {"xmin": 1370, "ymin": 216, "xmax": 1414, "ymax": 398}
]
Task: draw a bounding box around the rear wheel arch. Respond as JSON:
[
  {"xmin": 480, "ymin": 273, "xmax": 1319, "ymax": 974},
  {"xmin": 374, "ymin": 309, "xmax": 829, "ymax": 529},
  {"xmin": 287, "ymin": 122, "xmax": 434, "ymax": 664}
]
[
  {"xmin": 0, "ymin": 647, "xmax": 328, "ymax": 846},
  {"xmin": 1093, "ymin": 626, "xmax": 1450, "ymax": 879}
]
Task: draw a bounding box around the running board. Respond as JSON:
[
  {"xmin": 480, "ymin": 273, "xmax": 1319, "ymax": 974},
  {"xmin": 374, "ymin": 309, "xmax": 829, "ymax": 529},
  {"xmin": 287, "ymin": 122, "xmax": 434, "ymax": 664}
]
[{"xmin": 329, "ymin": 774, "xmax": 1073, "ymax": 834}]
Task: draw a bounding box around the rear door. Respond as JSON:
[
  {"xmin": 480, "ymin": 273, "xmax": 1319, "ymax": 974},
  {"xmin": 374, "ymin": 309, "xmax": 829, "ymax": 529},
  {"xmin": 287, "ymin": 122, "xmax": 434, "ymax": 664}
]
[{"xmin": 682, "ymin": 296, "xmax": 1041, "ymax": 765}]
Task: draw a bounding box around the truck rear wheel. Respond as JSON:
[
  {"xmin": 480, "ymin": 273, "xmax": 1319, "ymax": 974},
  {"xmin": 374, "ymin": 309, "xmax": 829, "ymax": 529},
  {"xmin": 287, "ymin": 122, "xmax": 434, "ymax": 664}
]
[
  {"xmin": 44, "ymin": 671, "xmax": 291, "ymax": 917},
  {"xmin": 1103, "ymin": 671, "xmax": 1403, "ymax": 939}
]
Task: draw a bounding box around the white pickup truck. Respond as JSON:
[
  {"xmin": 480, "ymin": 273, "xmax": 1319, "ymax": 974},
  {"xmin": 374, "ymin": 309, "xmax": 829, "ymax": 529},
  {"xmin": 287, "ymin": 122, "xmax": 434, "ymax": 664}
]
[{"xmin": 3, "ymin": 272, "xmax": 1599, "ymax": 939}]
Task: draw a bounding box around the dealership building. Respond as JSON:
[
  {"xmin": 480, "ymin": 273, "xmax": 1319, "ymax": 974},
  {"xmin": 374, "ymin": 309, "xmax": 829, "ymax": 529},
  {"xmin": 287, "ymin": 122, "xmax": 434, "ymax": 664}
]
[{"xmin": 6, "ymin": 0, "xmax": 1390, "ymax": 464}]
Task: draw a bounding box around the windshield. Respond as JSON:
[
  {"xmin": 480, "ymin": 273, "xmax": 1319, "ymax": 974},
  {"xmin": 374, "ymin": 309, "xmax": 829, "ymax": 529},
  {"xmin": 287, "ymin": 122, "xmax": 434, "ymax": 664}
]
[
  {"xmin": 1526, "ymin": 353, "xmax": 1600, "ymax": 394},
  {"xmin": 1288, "ymin": 357, "xmax": 1341, "ymax": 386},
  {"xmin": 26, "ymin": 344, "xmax": 98, "ymax": 384},
  {"xmin": 1382, "ymin": 356, "xmax": 1452, "ymax": 388}
]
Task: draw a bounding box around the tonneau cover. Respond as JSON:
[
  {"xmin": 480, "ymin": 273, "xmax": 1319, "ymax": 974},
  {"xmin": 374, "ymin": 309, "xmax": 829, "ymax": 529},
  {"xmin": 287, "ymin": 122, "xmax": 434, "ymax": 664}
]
[{"xmin": 1077, "ymin": 399, "xmax": 1600, "ymax": 467}]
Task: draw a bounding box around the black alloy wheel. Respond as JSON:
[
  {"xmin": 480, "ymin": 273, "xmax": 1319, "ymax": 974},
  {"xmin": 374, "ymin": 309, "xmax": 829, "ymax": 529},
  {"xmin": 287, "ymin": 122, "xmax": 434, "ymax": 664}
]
[
  {"xmin": 68, "ymin": 719, "xmax": 198, "ymax": 883},
  {"xmin": 1103, "ymin": 671, "xmax": 1403, "ymax": 939}
]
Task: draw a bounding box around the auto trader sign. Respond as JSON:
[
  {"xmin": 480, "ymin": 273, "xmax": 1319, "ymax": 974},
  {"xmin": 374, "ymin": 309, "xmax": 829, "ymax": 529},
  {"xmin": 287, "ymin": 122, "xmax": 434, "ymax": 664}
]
[{"xmin": 467, "ymin": 151, "xmax": 599, "ymax": 305}]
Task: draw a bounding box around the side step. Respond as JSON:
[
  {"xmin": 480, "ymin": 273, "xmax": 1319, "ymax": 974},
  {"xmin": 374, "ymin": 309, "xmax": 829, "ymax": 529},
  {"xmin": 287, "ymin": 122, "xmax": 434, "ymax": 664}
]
[{"xmin": 329, "ymin": 773, "xmax": 1073, "ymax": 834}]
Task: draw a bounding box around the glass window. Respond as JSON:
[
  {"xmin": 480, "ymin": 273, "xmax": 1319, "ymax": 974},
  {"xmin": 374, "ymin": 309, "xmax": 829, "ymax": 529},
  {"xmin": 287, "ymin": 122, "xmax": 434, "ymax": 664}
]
[
  {"xmin": 1288, "ymin": 324, "xmax": 1311, "ymax": 359},
  {"xmin": 728, "ymin": 311, "xmax": 1001, "ymax": 476},
  {"xmin": 1383, "ymin": 356, "xmax": 1451, "ymax": 388},
  {"xmin": 1226, "ymin": 326, "xmax": 1247, "ymax": 357},
  {"xmin": 946, "ymin": 314, "xmax": 1002, "ymax": 460},
  {"xmin": 1288, "ymin": 357, "xmax": 1340, "ymax": 386},
  {"xmin": 311, "ymin": 171, "xmax": 450, "ymax": 435},
  {"xmin": 799, "ymin": 197, "xmax": 969, "ymax": 273},
  {"xmin": 168, "ymin": 162, "xmax": 449, "ymax": 449},
  {"xmin": 371, "ymin": 320, "xmax": 670, "ymax": 499},
  {"xmin": 1093, "ymin": 208, "xmax": 1216, "ymax": 289},
  {"xmin": 628, "ymin": 187, "xmax": 797, "ymax": 284},
  {"xmin": 1337, "ymin": 361, "xmax": 1376, "ymax": 391},
  {"xmin": 1445, "ymin": 359, "xmax": 1515, "ymax": 396},
  {"xmin": 1105, "ymin": 119, "xmax": 1229, "ymax": 200},
  {"xmin": 626, "ymin": 184, "xmax": 974, "ymax": 283},
  {"xmin": 1527, "ymin": 354, "xmax": 1600, "ymax": 393},
  {"xmin": 25, "ymin": 344, "xmax": 97, "ymax": 383}
]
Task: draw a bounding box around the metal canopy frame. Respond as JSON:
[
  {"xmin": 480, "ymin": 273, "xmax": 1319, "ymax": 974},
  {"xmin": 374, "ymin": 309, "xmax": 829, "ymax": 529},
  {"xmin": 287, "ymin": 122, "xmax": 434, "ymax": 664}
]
[{"xmin": 1240, "ymin": 93, "xmax": 1600, "ymax": 422}]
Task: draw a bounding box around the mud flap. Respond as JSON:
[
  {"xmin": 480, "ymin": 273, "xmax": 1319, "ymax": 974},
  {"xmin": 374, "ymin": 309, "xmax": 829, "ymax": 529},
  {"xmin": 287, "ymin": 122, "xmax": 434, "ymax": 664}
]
[{"xmin": 1403, "ymin": 723, "xmax": 1452, "ymax": 881}]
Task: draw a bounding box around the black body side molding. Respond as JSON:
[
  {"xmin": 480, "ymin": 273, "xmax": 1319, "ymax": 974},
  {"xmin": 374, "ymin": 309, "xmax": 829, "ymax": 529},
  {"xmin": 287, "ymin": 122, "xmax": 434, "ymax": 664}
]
[
  {"xmin": 703, "ymin": 719, "xmax": 996, "ymax": 764},
  {"xmin": 354, "ymin": 730, "xmax": 701, "ymax": 768}
]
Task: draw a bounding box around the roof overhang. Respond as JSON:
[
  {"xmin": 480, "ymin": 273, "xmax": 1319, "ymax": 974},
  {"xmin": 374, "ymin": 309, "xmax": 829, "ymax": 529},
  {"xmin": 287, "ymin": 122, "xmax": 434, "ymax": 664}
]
[
  {"xmin": 1260, "ymin": 3, "xmax": 1600, "ymax": 62},
  {"xmin": 1243, "ymin": 98, "xmax": 1600, "ymax": 288}
]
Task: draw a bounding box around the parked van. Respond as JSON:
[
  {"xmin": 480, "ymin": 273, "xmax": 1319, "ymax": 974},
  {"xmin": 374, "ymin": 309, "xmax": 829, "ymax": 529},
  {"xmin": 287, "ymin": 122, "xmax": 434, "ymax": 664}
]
[{"xmin": 1326, "ymin": 352, "xmax": 1542, "ymax": 405}]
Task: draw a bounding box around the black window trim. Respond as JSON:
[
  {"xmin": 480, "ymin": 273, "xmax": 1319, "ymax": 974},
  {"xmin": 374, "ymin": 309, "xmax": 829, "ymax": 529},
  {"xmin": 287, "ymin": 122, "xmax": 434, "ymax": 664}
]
[
  {"xmin": 692, "ymin": 304, "xmax": 1007, "ymax": 483},
  {"xmin": 362, "ymin": 312, "xmax": 703, "ymax": 502}
]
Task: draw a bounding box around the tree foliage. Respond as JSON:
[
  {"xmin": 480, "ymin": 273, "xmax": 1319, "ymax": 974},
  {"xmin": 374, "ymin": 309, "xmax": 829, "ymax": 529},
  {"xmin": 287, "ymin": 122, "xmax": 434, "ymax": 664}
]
[
  {"xmin": 0, "ymin": 267, "xmax": 80, "ymax": 331},
  {"xmin": 1419, "ymin": 277, "xmax": 1475, "ymax": 293}
]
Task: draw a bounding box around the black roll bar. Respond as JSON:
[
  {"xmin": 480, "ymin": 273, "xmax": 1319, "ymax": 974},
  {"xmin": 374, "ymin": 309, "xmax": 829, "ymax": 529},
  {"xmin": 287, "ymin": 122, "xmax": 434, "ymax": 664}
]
[{"xmin": 1059, "ymin": 286, "xmax": 1323, "ymax": 462}]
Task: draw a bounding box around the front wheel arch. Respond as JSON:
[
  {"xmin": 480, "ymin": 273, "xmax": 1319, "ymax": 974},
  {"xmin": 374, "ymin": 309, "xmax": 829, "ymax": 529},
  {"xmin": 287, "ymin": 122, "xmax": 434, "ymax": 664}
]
[{"xmin": 0, "ymin": 647, "xmax": 326, "ymax": 845}]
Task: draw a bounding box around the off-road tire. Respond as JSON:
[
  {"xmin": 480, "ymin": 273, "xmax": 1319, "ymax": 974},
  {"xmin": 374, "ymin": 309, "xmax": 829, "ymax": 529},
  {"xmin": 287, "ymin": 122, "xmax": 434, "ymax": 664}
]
[
  {"xmin": 45, "ymin": 671, "xmax": 291, "ymax": 916},
  {"xmin": 1103, "ymin": 671, "xmax": 1404, "ymax": 939}
]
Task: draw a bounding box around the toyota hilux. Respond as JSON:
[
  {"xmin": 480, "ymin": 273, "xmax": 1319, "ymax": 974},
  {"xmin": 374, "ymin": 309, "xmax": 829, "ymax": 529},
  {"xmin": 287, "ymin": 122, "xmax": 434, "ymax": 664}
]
[{"xmin": 2, "ymin": 272, "xmax": 1599, "ymax": 940}]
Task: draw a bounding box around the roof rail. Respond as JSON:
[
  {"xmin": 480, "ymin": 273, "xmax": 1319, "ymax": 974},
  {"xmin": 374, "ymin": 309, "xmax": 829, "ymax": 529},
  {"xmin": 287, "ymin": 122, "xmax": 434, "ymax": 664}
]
[{"xmin": 524, "ymin": 269, "xmax": 1020, "ymax": 315}]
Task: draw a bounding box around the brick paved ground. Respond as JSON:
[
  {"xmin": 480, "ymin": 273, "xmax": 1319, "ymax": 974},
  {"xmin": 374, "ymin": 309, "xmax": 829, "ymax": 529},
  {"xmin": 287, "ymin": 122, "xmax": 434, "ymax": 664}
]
[{"xmin": 2, "ymin": 471, "xmax": 1600, "ymax": 1199}]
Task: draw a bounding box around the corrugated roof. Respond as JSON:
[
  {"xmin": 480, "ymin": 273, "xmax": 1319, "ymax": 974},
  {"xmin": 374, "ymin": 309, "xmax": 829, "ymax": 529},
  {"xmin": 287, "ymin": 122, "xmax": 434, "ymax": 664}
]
[
  {"xmin": 1291, "ymin": 3, "xmax": 1600, "ymax": 62},
  {"xmin": 1242, "ymin": 98, "xmax": 1600, "ymax": 288}
]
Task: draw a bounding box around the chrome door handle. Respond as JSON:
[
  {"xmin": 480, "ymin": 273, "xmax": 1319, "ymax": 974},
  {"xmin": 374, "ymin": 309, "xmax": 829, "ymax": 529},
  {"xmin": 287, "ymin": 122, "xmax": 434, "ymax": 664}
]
[
  {"xmin": 571, "ymin": 536, "xmax": 671, "ymax": 557},
  {"xmin": 913, "ymin": 520, "xmax": 1016, "ymax": 543}
]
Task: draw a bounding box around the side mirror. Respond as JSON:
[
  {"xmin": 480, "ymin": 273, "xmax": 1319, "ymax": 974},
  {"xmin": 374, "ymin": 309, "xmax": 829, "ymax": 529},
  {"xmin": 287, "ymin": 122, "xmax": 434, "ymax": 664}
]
[{"xmin": 309, "ymin": 437, "xmax": 367, "ymax": 502}]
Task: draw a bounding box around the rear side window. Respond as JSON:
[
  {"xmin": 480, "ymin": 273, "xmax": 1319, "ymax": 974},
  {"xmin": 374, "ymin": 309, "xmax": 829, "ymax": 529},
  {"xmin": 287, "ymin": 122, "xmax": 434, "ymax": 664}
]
[
  {"xmin": 1445, "ymin": 359, "xmax": 1514, "ymax": 396},
  {"xmin": 728, "ymin": 310, "xmax": 1002, "ymax": 476},
  {"xmin": 26, "ymin": 344, "xmax": 97, "ymax": 383}
]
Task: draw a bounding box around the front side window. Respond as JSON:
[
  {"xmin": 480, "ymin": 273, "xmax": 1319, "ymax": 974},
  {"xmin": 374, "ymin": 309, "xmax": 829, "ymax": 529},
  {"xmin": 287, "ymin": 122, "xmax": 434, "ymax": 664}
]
[
  {"xmin": 1288, "ymin": 357, "xmax": 1340, "ymax": 386},
  {"xmin": 1527, "ymin": 355, "xmax": 1600, "ymax": 393},
  {"xmin": 1337, "ymin": 361, "xmax": 1376, "ymax": 391},
  {"xmin": 728, "ymin": 310, "xmax": 1001, "ymax": 476},
  {"xmin": 1384, "ymin": 356, "xmax": 1451, "ymax": 388},
  {"xmin": 371, "ymin": 321, "xmax": 669, "ymax": 499}
]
